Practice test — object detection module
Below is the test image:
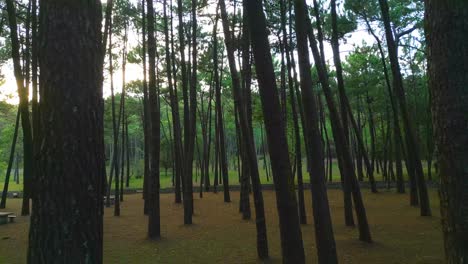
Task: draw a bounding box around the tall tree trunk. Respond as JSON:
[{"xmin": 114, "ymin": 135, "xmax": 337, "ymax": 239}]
[
  {"xmin": 221, "ymin": 0, "xmax": 269, "ymax": 259},
  {"xmin": 119, "ymin": 22, "xmax": 128, "ymax": 204},
  {"xmin": 28, "ymin": 2, "xmax": 104, "ymax": 261},
  {"xmin": 6, "ymin": 0, "xmax": 34, "ymax": 217},
  {"xmin": 330, "ymin": 0, "xmax": 377, "ymax": 193},
  {"xmin": 366, "ymin": 93, "xmax": 377, "ymax": 173},
  {"xmin": 31, "ymin": 0, "xmax": 39, "ymax": 185},
  {"xmin": 177, "ymin": 0, "xmax": 193, "ymax": 224},
  {"xmin": 107, "ymin": 15, "xmax": 121, "ymax": 215},
  {"xmin": 245, "ymin": 0, "xmax": 306, "ymax": 262},
  {"xmin": 204, "ymin": 76, "xmax": 214, "ymax": 192},
  {"xmin": 213, "ymin": 17, "xmax": 230, "ymax": 202},
  {"xmin": 15, "ymin": 155, "xmax": 20, "ymax": 184},
  {"xmin": 0, "ymin": 109, "xmax": 20, "ymax": 208},
  {"xmin": 303, "ymin": 0, "xmax": 372, "ymax": 242},
  {"xmin": 213, "ymin": 108, "xmax": 219, "ymax": 194},
  {"xmin": 362, "ymin": 15, "xmax": 406, "ymax": 194},
  {"xmin": 281, "ymin": 0, "xmax": 306, "ymax": 224},
  {"xmin": 186, "ymin": 0, "xmax": 198, "ymax": 212},
  {"xmin": 426, "ymin": 1, "xmax": 468, "ymax": 262},
  {"xmin": 141, "ymin": 0, "xmax": 151, "ymax": 213},
  {"xmin": 239, "ymin": 8, "xmax": 252, "ymax": 218},
  {"xmin": 126, "ymin": 116, "xmax": 130, "ymax": 188},
  {"xmin": 146, "ymin": 0, "xmax": 161, "ymax": 238},
  {"xmin": 378, "ymin": 0, "xmax": 431, "ymax": 216},
  {"xmin": 356, "ymin": 100, "xmax": 365, "ymax": 182},
  {"xmin": 164, "ymin": 0, "xmax": 183, "ymax": 204},
  {"xmin": 293, "ymin": 0, "xmax": 340, "ymax": 262}
]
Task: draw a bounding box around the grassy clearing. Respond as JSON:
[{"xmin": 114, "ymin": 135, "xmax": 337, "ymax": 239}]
[{"xmin": 0, "ymin": 189, "xmax": 443, "ymax": 263}]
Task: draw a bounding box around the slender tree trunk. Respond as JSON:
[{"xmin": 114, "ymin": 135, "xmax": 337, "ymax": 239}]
[
  {"xmin": 292, "ymin": 0, "xmax": 340, "ymax": 261},
  {"xmin": 177, "ymin": 0, "xmax": 193, "ymax": 223},
  {"xmin": 0, "ymin": 109, "xmax": 20, "ymax": 208},
  {"xmin": 366, "ymin": 93, "xmax": 377, "ymax": 173},
  {"xmin": 246, "ymin": 0, "xmax": 307, "ymax": 262},
  {"xmin": 119, "ymin": 22, "xmax": 128, "ymax": 203},
  {"xmin": 107, "ymin": 16, "xmax": 121, "ymax": 215},
  {"xmin": 204, "ymin": 76, "xmax": 214, "ymax": 192},
  {"xmin": 363, "ymin": 16, "xmax": 406, "ymax": 195},
  {"xmin": 378, "ymin": 0, "xmax": 431, "ymax": 216},
  {"xmin": 213, "ymin": 108, "xmax": 219, "ymax": 194},
  {"xmin": 281, "ymin": 0, "xmax": 306, "ymax": 224},
  {"xmin": 126, "ymin": 116, "xmax": 130, "ymax": 187},
  {"xmin": 146, "ymin": 0, "xmax": 161, "ymax": 238},
  {"xmin": 239, "ymin": 8, "xmax": 252, "ymax": 218},
  {"xmin": 140, "ymin": 0, "xmax": 151, "ymax": 213},
  {"xmin": 6, "ymin": 0, "xmax": 34, "ymax": 217},
  {"xmin": 15, "ymin": 155, "xmax": 20, "ymax": 185},
  {"xmin": 31, "ymin": 0, "xmax": 39, "ymax": 188},
  {"xmin": 221, "ymin": 0, "xmax": 269, "ymax": 259},
  {"xmin": 356, "ymin": 101, "xmax": 365, "ymax": 182},
  {"xmin": 303, "ymin": 0, "xmax": 372, "ymax": 242},
  {"xmin": 331, "ymin": 0, "xmax": 377, "ymax": 193},
  {"xmin": 285, "ymin": 40, "xmax": 306, "ymax": 224},
  {"xmin": 164, "ymin": 0, "xmax": 183, "ymax": 205},
  {"xmin": 186, "ymin": 0, "xmax": 198, "ymax": 213},
  {"xmin": 213, "ymin": 18, "xmax": 230, "ymax": 202}
]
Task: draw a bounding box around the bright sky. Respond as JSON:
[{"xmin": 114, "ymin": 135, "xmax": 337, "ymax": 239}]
[{"xmin": 0, "ymin": 1, "xmax": 376, "ymax": 105}]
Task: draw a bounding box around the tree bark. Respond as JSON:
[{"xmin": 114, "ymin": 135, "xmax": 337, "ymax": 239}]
[
  {"xmin": 146, "ymin": 0, "xmax": 161, "ymax": 238},
  {"xmin": 5, "ymin": 0, "xmax": 34, "ymax": 217},
  {"xmin": 282, "ymin": 0, "xmax": 306, "ymax": 224},
  {"xmin": 164, "ymin": 0, "xmax": 184, "ymax": 205},
  {"xmin": 425, "ymin": 1, "xmax": 468, "ymax": 262},
  {"xmin": 378, "ymin": 0, "xmax": 431, "ymax": 216},
  {"xmin": 246, "ymin": 0, "xmax": 306, "ymax": 262},
  {"xmin": 222, "ymin": 0, "xmax": 269, "ymax": 259},
  {"xmin": 0, "ymin": 109, "xmax": 20, "ymax": 208},
  {"xmin": 28, "ymin": 1, "xmax": 104, "ymax": 261},
  {"xmin": 293, "ymin": 0, "xmax": 339, "ymax": 262},
  {"xmin": 177, "ymin": 0, "xmax": 193, "ymax": 224},
  {"xmin": 303, "ymin": 0, "xmax": 372, "ymax": 242},
  {"xmin": 213, "ymin": 17, "xmax": 230, "ymax": 202}
]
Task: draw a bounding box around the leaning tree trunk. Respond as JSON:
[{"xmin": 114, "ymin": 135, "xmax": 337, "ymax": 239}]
[
  {"xmin": 425, "ymin": 1, "xmax": 468, "ymax": 262},
  {"xmin": 0, "ymin": 109, "xmax": 20, "ymax": 208},
  {"xmin": 293, "ymin": 0, "xmax": 339, "ymax": 262},
  {"xmin": 221, "ymin": 0, "xmax": 269, "ymax": 259},
  {"xmin": 282, "ymin": 0, "xmax": 306, "ymax": 225},
  {"xmin": 330, "ymin": 0, "xmax": 377, "ymax": 193},
  {"xmin": 245, "ymin": 0, "xmax": 306, "ymax": 262},
  {"xmin": 378, "ymin": 0, "xmax": 431, "ymax": 216},
  {"xmin": 303, "ymin": 0, "xmax": 372, "ymax": 243},
  {"xmin": 363, "ymin": 16, "xmax": 406, "ymax": 195},
  {"xmin": 28, "ymin": 2, "xmax": 104, "ymax": 262}
]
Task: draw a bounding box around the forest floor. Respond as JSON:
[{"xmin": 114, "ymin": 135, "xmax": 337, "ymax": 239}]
[{"xmin": 0, "ymin": 189, "xmax": 443, "ymax": 263}]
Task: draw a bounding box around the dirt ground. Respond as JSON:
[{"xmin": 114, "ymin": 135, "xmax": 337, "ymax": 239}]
[{"xmin": 0, "ymin": 189, "xmax": 443, "ymax": 263}]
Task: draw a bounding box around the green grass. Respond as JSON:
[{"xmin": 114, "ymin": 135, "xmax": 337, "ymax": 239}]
[{"xmin": 0, "ymin": 159, "xmax": 435, "ymax": 192}]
